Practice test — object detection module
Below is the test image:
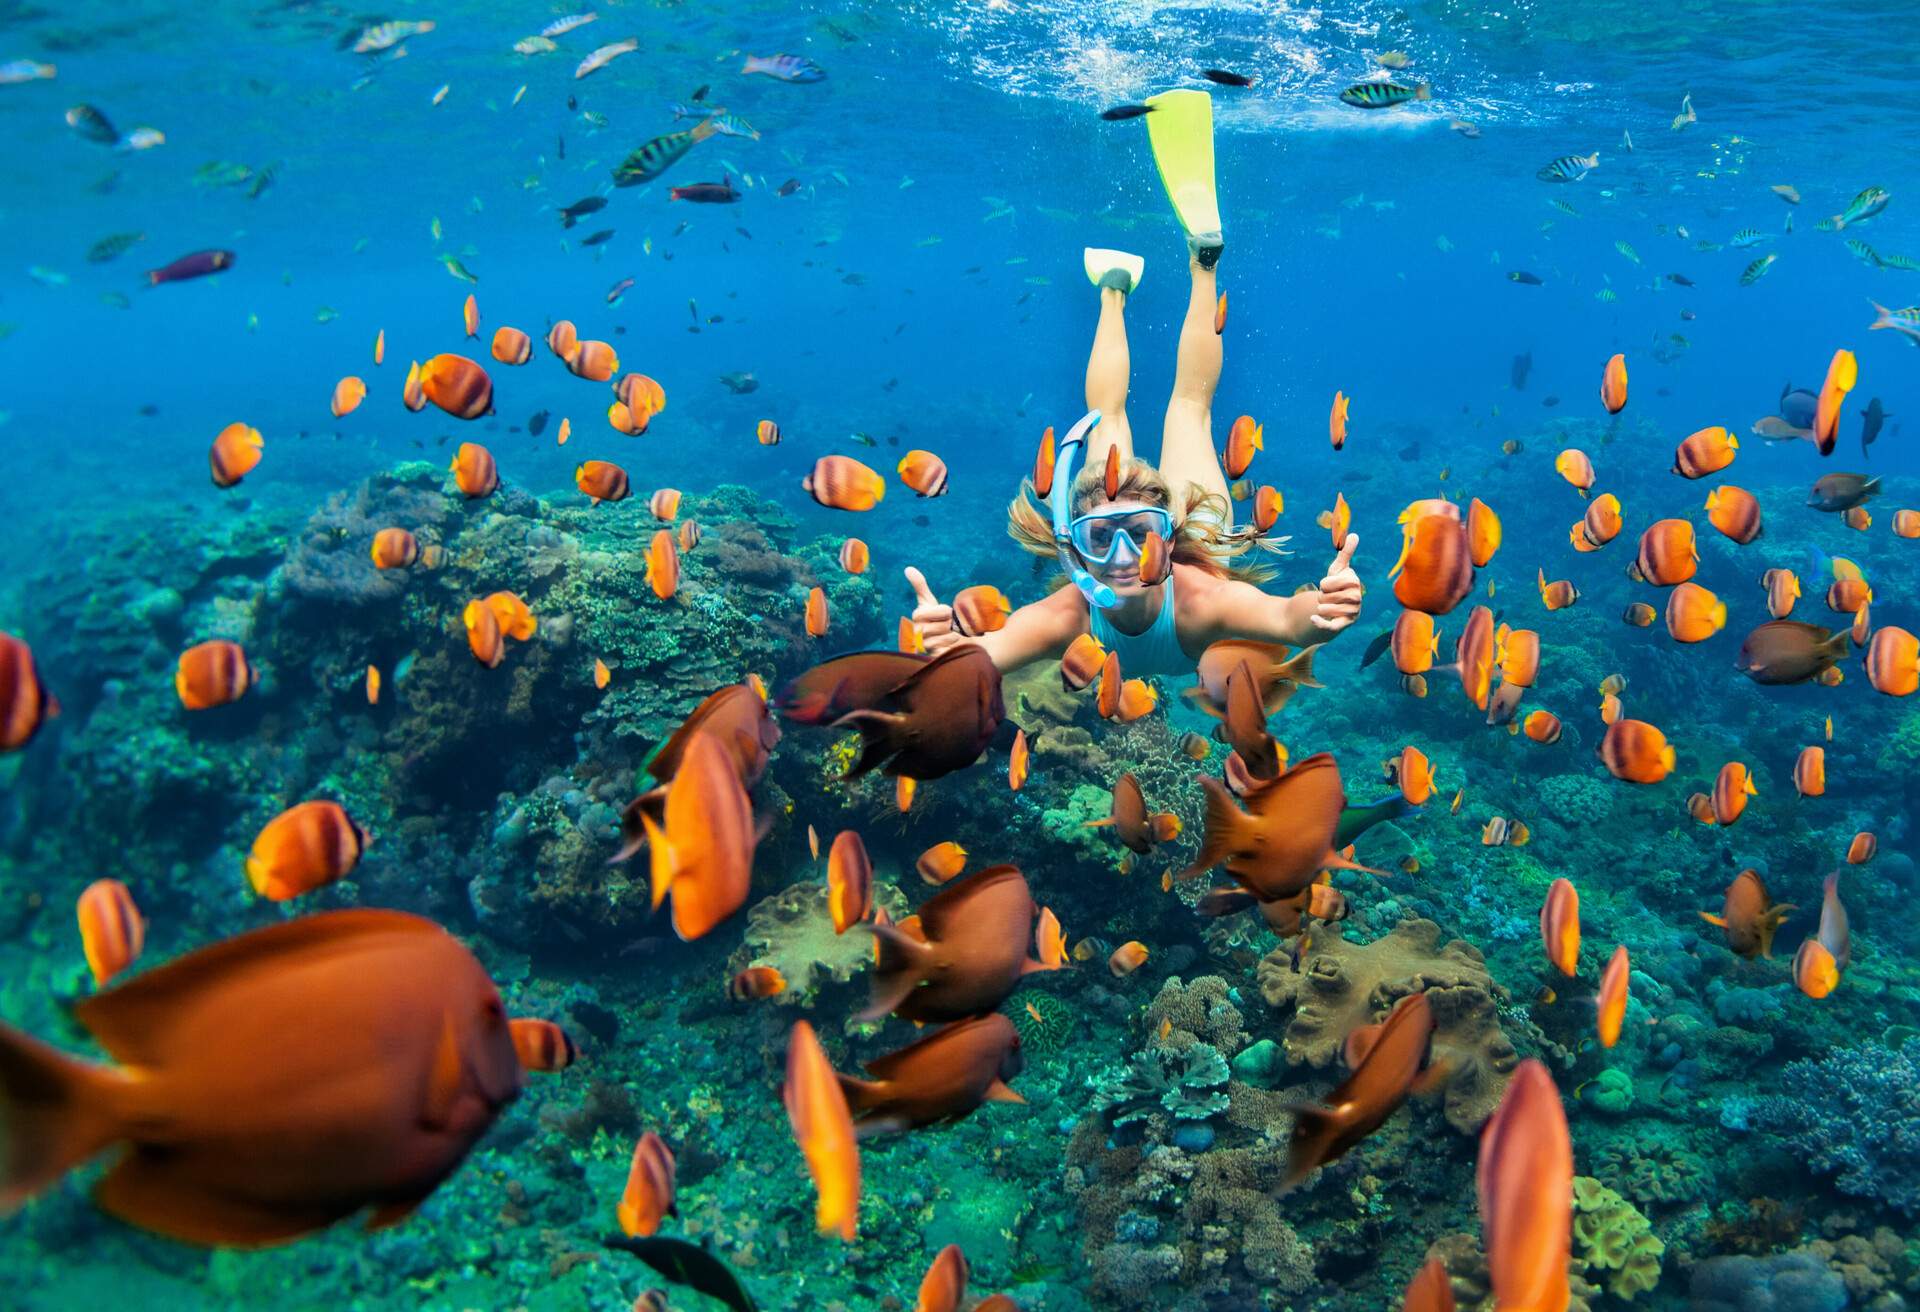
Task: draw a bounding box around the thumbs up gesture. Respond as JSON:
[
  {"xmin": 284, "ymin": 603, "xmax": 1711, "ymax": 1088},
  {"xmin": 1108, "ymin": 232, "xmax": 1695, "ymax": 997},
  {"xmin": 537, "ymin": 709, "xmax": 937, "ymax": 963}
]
[
  {"xmin": 1310, "ymin": 532, "xmax": 1362, "ymax": 632},
  {"xmin": 904, "ymin": 567, "xmax": 962, "ymax": 653}
]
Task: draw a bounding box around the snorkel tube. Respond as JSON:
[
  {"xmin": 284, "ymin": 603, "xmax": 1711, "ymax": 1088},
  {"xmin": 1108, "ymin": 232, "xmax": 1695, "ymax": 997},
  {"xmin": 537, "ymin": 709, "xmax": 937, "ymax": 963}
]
[{"xmin": 1050, "ymin": 409, "xmax": 1118, "ymax": 610}]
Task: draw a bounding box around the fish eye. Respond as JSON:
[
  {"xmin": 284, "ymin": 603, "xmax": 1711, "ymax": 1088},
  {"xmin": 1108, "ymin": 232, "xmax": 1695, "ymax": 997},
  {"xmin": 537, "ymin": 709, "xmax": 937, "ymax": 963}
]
[{"xmin": 481, "ymin": 995, "xmax": 506, "ymax": 1026}]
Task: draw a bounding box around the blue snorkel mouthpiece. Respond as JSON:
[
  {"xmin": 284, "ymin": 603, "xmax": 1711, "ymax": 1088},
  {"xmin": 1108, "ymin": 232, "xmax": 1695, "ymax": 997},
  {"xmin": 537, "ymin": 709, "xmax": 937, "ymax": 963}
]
[{"xmin": 1049, "ymin": 409, "xmax": 1119, "ymax": 610}]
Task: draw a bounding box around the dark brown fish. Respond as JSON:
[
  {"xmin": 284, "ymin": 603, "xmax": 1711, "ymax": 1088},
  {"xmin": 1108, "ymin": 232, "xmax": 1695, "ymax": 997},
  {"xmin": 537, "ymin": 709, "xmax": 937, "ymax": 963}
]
[
  {"xmin": 147, "ymin": 249, "xmax": 234, "ymax": 286},
  {"xmin": 613, "ymin": 682, "xmax": 780, "ymax": 862},
  {"xmin": 0, "ymin": 909, "xmax": 520, "ymax": 1245},
  {"xmin": 1699, "ymin": 869, "xmax": 1794, "ymax": 959},
  {"xmin": 1100, "ymin": 103, "xmax": 1153, "ymax": 121},
  {"xmin": 1807, "ymin": 473, "xmax": 1880, "ymax": 512},
  {"xmin": 836, "ymin": 1013, "xmax": 1024, "ymax": 1133},
  {"xmin": 1185, "ymin": 752, "xmax": 1381, "ymax": 899},
  {"xmin": 1221, "ymin": 659, "xmax": 1282, "ymax": 780},
  {"xmin": 777, "ymin": 646, "xmax": 1004, "ymax": 781},
  {"xmin": 863, "ymin": 865, "xmax": 1040, "ymax": 1023},
  {"xmin": 1736, "ymin": 619, "xmax": 1850, "ymax": 685},
  {"xmin": 1284, "ymin": 992, "xmax": 1435, "ymax": 1189}
]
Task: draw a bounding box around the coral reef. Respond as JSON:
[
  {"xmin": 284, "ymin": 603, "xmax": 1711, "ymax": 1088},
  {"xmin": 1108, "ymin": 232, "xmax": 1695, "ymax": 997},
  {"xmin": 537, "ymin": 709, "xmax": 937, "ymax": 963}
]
[
  {"xmin": 725, "ymin": 879, "xmax": 911, "ymax": 1003},
  {"xmin": 1573, "ymin": 1175, "xmax": 1664, "ymax": 1300},
  {"xmin": 1256, "ymin": 918, "xmax": 1522, "ymax": 1132},
  {"xmin": 1751, "ymin": 1037, "xmax": 1920, "ymax": 1215},
  {"xmin": 1690, "ymin": 1250, "xmax": 1848, "ymax": 1312}
]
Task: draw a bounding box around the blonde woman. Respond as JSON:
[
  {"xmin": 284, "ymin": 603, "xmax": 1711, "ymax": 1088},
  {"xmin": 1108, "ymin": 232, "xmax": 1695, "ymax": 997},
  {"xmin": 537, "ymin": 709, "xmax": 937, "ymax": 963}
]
[{"xmin": 904, "ymin": 90, "xmax": 1361, "ymax": 677}]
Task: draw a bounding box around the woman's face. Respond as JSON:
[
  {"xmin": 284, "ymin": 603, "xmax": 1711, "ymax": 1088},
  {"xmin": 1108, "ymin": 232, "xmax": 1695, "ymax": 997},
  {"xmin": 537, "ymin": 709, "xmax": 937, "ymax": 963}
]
[{"xmin": 1074, "ymin": 499, "xmax": 1168, "ymax": 599}]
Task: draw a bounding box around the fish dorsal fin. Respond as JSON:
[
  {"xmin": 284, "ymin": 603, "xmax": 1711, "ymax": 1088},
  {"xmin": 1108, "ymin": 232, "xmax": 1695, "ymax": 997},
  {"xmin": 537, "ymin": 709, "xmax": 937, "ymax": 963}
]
[
  {"xmin": 422, "ymin": 1012, "xmax": 463, "ymax": 1131},
  {"xmin": 74, "ymin": 909, "xmax": 438, "ymax": 1067}
]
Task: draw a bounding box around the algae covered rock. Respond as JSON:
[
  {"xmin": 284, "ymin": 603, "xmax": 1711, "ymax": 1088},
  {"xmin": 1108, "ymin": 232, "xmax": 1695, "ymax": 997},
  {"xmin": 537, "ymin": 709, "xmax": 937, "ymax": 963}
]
[
  {"xmin": 725, "ymin": 878, "xmax": 909, "ymax": 1003},
  {"xmin": 1256, "ymin": 918, "xmax": 1521, "ymax": 1132}
]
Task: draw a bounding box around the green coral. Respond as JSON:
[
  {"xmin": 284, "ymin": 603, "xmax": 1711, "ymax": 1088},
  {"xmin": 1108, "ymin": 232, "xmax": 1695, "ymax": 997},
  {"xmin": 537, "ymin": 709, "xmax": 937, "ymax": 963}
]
[
  {"xmin": 1092, "ymin": 1043, "xmax": 1231, "ymax": 1128},
  {"xmin": 1040, "ymin": 784, "xmax": 1118, "ymax": 863},
  {"xmin": 1594, "ymin": 1133, "xmax": 1711, "ymax": 1206},
  {"xmin": 1572, "ymin": 1175, "xmax": 1664, "ymax": 1300},
  {"xmin": 1536, "ymin": 773, "xmax": 1615, "ymax": 826},
  {"xmin": 1579, "ymin": 1068, "xmax": 1636, "ymax": 1116},
  {"xmin": 1003, "ymin": 991, "xmax": 1075, "ymax": 1057}
]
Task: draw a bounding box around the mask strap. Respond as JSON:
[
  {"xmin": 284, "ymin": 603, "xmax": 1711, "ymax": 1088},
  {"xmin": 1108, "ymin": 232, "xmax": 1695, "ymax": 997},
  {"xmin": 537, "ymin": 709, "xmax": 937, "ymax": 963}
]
[{"xmin": 1049, "ymin": 410, "xmax": 1117, "ymax": 609}]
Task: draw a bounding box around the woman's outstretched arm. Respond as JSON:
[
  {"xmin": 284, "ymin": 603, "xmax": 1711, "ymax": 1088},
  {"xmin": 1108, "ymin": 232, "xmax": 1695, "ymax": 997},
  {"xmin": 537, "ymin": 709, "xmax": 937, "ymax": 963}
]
[
  {"xmin": 904, "ymin": 567, "xmax": 1087, "ymax": 674},
  {"xmin": 1186, "ymin": 533, "xmax": 1363, "ymax": 647}
]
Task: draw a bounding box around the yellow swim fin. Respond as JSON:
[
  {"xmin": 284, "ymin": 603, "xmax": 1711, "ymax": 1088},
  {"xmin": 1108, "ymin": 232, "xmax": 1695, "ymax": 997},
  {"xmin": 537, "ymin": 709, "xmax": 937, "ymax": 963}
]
[{"xmin": 1144, "ymin": 89, "xmax": 1222, "ymax": 265}]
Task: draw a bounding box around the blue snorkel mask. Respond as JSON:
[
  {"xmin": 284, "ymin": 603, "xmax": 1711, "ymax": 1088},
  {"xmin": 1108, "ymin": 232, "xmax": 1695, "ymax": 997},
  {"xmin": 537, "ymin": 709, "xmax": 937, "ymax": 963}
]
[{"xmin": 1048, "ymin": 410, "xmax": 1175, "ymax": 610}]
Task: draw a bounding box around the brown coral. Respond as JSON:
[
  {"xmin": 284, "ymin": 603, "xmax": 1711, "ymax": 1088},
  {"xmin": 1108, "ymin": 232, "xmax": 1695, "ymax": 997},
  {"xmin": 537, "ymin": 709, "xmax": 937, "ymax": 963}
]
[
  {"xmin": 1144, "ymin": 975, "xmax": 1246, "ymax": 1056},
  {"xmin": 725, "ymin": 879, "xmax": 909, "ymax": 1002},
  {"xmin": 1257, "ymin": 918, "xmax": 1520, "ymax": 1133}
]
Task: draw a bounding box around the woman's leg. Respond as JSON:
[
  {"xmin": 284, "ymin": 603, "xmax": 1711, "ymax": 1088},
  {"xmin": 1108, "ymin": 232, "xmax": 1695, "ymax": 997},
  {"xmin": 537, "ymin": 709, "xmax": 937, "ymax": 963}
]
[
  {"xmin": 1158, "ymin": 257, "xmax": 1228, "ymax": 508},
  {"xmin": 1084, "ymin": 286, "xmax": 1134, "ymax": 471}
]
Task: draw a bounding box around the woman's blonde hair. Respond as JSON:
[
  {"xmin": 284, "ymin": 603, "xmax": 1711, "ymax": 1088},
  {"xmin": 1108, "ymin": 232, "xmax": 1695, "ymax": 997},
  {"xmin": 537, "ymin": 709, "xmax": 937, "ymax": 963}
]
[{"xmin": 1006, "ymin": 456, "xmax": 1285, "ymax": 586}]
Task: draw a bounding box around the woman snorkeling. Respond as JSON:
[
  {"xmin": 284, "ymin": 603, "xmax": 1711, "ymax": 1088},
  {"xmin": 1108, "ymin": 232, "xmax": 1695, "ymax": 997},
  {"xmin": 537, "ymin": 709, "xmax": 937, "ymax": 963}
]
[{"xmin": 904, "ymin": 88, "xmax": 1363, "ymax": 676}]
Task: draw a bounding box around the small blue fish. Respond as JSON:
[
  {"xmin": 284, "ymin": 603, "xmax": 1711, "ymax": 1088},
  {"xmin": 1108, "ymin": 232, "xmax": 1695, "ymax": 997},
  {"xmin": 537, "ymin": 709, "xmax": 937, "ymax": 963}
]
[{"xmin": 741, "ymin": 53, "xmax": 825, "ymax": 82}]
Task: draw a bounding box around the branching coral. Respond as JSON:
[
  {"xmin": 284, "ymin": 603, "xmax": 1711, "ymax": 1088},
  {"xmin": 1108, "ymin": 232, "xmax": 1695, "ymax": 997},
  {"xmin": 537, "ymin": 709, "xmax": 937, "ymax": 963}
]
[{"xmin": 1750, "ymin": 1037, "xmax": 1920, "ymax": 1215}]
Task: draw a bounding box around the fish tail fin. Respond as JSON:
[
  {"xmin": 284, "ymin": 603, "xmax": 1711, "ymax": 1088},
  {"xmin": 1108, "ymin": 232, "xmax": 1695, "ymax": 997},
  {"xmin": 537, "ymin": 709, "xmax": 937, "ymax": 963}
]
[
  {"xmin": 691, "ymin": 114, "xmax": 721, "ymax": 142},
  {"xmin": 860, "ymin": 924, "xmax": 933, "ymax": 1021},
  {"xmin": 640, "ymin": 812, "xmax": 678, "ymax": 910},
  {"xmin": 0, "ymin": 1021, "xmax": 127, "ymax": 1212},
  {"xmin": 1195, "ymin": 888, "xmax": 1257, "ymax": 918},
  {"xmin": 834, "ymin": 1073, "xmax": 886, "ymax": 1115},
  {"xmin": 1081, "ymin": 817, "xmax": 1116, "ymax": 829},
  {"xmin": 1184, "ymin": 775, "xmax": 1252, "ymax": 879},
  {"xmin": 1276, "ymin": 644, "xmax": 1322, "ymax": 690},
  {"xmin": 1659, "ymin": 745, "xmax": 1677, "ymax": 776},
  {"xmin": 1868, "ymin": 299, "xmax": 1893, "ymax": 330},
  {"xmin": 1697, "ymin": 912, "xmax": 1726, "ymax": 927},
  {"xmin": 1281, "ymin": 1100, "xmax": 1351, "ymax": 1193}
]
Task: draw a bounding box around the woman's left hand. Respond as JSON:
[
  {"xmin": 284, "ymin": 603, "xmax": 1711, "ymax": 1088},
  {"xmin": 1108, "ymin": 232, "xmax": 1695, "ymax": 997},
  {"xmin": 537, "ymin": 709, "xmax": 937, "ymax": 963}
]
[{"xmin": 1310, "ymin": 533, "xmax": 1362, "ymax": 632}]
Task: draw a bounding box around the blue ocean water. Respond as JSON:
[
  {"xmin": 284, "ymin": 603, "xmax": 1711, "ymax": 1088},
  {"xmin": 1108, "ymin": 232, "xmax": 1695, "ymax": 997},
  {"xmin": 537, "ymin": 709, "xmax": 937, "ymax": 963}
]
[{"xmin": 4, "ymin": 1, "xmax": 1920, "ymax": 1309}]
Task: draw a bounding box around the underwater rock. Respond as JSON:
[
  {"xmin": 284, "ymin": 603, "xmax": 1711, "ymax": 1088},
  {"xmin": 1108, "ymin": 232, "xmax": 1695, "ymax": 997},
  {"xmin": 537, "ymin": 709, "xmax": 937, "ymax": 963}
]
[
  {"xmin": 725, "ymin": 879, "xmax": 910, "ymax": 1003},
  {"xmin": 278, "ymin": 467, "xmax": 450, "ymax": 607},
  {"xmin": 1691, "ymin": 1250, "xmax": 1846, "ymax": 1312},
  {"xmin": 1228, "ymin": 1038, "xmax": 1284, "ymax": 1088},
  {"xmin": 1256, "ymin": 918, "xmax": 1521, "ymax": 1132}
]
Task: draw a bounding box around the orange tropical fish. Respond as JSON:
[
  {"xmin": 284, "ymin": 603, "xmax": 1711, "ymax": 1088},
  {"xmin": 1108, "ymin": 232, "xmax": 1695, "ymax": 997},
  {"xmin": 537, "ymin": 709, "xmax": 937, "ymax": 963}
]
[
  {"xmin": 641, "ymin": 732, "xmax": 757, "ymax": 940},
  {"xmin": 1762, "ymin": 567, "xmax": 1801, "ymax": 619},
  {"xmin": 1523, "ymin": 710, "xmax": 1562, "ymax": 743},
  {"xmin": 509, "ymin": 1017, "xmax": 577, "ymax": 1072},
  {"xmin": 607, "ymin": 400, "xmax": 648, "ymax": 436},
  {"xmin": 1598, "ymin": 352, "xmax": 1627, "ymax": 414},
  {"xmin": 1599, "ymin": 717, "xmax": 1674, "ymax": 783},
  {"xmin": 246, "ymin": 800, "xmax": 369, "ymax": 900},
  {"xmin": 678, "ymin": 520, "xmax": 701, "ymax": 552},
  {"xmin": 839, "ymin": 539, "xmax": 870, "ymax": 573},
  {"xmin": 365, "ymin": 664, "xmax": 380, "ymax": 705},
  {"xmin": 1794, "ymin": 744, "xmax": 1826, "ymax": 796},
  {"xmin": 401, "ymin": 360, "xmax": 426, "ymax": 411},
  {"xmin": 208, "ymin": 421, "xmax": 264, "ymax": 488},
  {"xmin": 898, "ymin": 616, "xmax": 925, "ymax": 654},
  {"xmin": 1700, "ymin": 868, "xmax": 1793, "ymax": 959},
  {"xmin": 1846, "ymin": 831, "xmax": 1876, "ymax": 864},
  {"xmin": 1252, "ymin": 485, "xmax": 1283, "ymax": 533},
  {"xmin": 594, "ymin": 658, "xmax": 611, "ymax": 689},
  {"xmin": 175, "ymin": 639, "xmax": 255, "ymax": 710},
  {"xmin": 1115, "ymin": 677, "xmax": 1157, "ymax": 722},
  {"xmin": 373, "ymin": 328, "xmax": 385, "ymax": 365},
  {"xmin": 1059, "ymin": 633, "xmax": 1106, "ymax": 690},
  {"xmin": 1466, "ymin": 497, "xmax": 1501, "ymax": 567},
  {"xmin": 1035, "ymin": 906, "xmax": 1069, "ymax": 970},
  {"xmin": 451, "ymin": 442, "xmax": 499, "ymax": 497},
  {"xmin": 369, "ymin": 527, "xmax": 419, "ymax": 569},
  {"xmin": 1224, "ymin": 414, "xmax": 1263, "ymax": 478},
  {"xmin": 953, "ymin": 585, "xmax": 1013, "ymax": 636},
  {"xmin": 1329, "ymin": 391, "xmax": 1349, "ymax": 450},
  {"xmin": 1032, "ymin": 426, "xmax": 1056, "ymax": 497},
  {"xmin": 1826, "ymin": 576, "xmax": 1872, "ymax": 614},
  {"xmin": 1009, "ymin": 728, "xmax": 1029, "ymax": 791},
  {"xmin": 1705, "ymin": 485, "xmax": 1762, "ymax": 544},
  {"xmin": 1554, "ymin": 448, "xmax": 1595, "ymax": 496},
  {"xmin": 1866, "ymin": 625, "xmax": 1919, "ymax": 695},
  {"xmin": 1672, "ymin": 425, "xmax": 1738, "ymax": 478},
  {"xmin": 755, "ymin": 418, "xmax": 781, "ymax": 446},
  {"xmin": 1844, "ymin": 506, "xmax": 1871, "ymax": 531},
  {"xmin": 805, "ymin": 586, "xmax": 830, "ymax": 637},
  {"xmin": 1401, "ymin": 1258, "xmax": 1455, "ymax": 1312},
  {"xmin": 783, "ymin": 1020, "xmax": 860, "ymax": 1240},
  {"xmin": 1451, "ymin": 604, "xmax": 1496, "ymax": 710},
  {"xmin": 1536, "ymin": 568, "xmax": 1579, "ymax": 611},
  {"xmin": 566, "ymin": 339, "xmax": 619, "ymax": 382},
  {"xmin": 1495, "ymin": 625, "xmax": 1540, "ymax": 687},
  {"xmin": 1327, "ymin": 491, "xmax": 1351, "ymax": 550},
  {"xmin": 76, "ymin": 878, "xmax": 144, "ymax": 986},
  {"xmin": 826, "ymin": 830, "xmax": 873, "ymax": 934},
  {"xmin": 1812, "ymin": 348, "xmax": 1857, "ymax": 456},
  {"xmin": 1108, "ymin": 941, "xmax": 1149, "ymax": 977},
  {"xmin": 913, "ymin": 1245, "xmax": 971, "ymax": 1312},
  {"xmin": 1634, "ymin": 517, "xmax": 1698, "ymax": 586},
  {"xmin": 556, "ymin": 416, "xmax": 571, "ymax": 446},
  {"xmin": 1893, "ymin": 509, "xmax": 1920, "ymax": 538},
  {"xmin": 729, "ymin": 965, "xmax": 787, "ymax": 1000},
  {"xmin": 647, "ymin": 530, "xmax": 680, "ymax": 601},
  {"xmin": 1390, "ymin": 609, "xmax": 1439, "ymax": 675},
  {"xmin": 489, "ymin": 326, "xmax": 532, "ymax": 365},
  {"xmin": 615, "ymin": 1132, "xmax": 676, "ymax": 1237},
  {"xmin": 1712, "ymin": 760, "xmax": 1756, "ymax": 825},
  {"xmin": 1580, "ymin": 492, "xmax": 1623, "ymax": 546},
  {"xmin": 330, "ymin": 375, "xmax": 366, "ymax": 418},
  {"xmin": 1096, "ymin": 650, "xmax": 1123, "ymax": 719},
  {"xmin": 614, "ymin": 373, "xmax": 666, "ymax": 420},
  {"xmin": 916, "ymin": 841, "xmax": 968, "ymax": 885},
  {"xmin": 464, "ymin": 598, "xmax": 505, "ymax": 667},
  {"xmin": 462, "ymin": 293, "xmax": 479, "ymax": 337},
  {"xmin": 1665, "ymin": 582, "xmax": 1726, "ymax": 642},
  {"xmin": 1596, "ymin": 944, "xmax": 1629, "ymax": 1047},
  {"xmin": 1213, "ymin": 292, "xmax": 1227, "ymax": 335},
  {"xmin": 483, "ymin": 591, "xmax": 536, "ymax": 641},
  {"xmin": 1621, "ymin": 603, "xmax": 1655, "ymax": 627},
  {"xmin": 1478, "ymin": 1060, "xmax": 1572, "ymax": 1312},
  {"xmin": 1389, "ymin": 745, "xmax": 1434, "ymax": 805},
  {"xmin": 1392, "ymin": 508, "xmax": 1475, "ymax": 615},
  {"xmin": 1540, "ymin": 878, "xmax": 1579, "ymax": 975},
  {"xmin": 804, "ymin": 456, "xmax": 886, "ymax": 511},
  {"xmin": 576, "ymin": 459, "xmax": 631, "ymax": 503},
  {"xmin": 650, "ymin": 487, "xmax": 682, "ymax": 521},
  {"xmin": 1138, "ymin": 530, "xmax": 1171, "ymax": 585},
  {"xmin": 896, "ymin": 774, "xmax": 917, "ymax": 813},
  {"xmin": 1793, "ymin": 936, "xmax": 1840, "ymax": 998},
  {"xmin": 546, "ymin": 319, "xmax": 578, "ymax": 359},
  {"xmin": 419, "ymin": 353, "xmax": 494, "ymax": 419},
  {"xmin": 897, "ymin": 449, "xmax": 950, "ymax": 497},
  {"xmin": 1103, "ymin": 444, "xmax": 1121, "ymax": 499}
]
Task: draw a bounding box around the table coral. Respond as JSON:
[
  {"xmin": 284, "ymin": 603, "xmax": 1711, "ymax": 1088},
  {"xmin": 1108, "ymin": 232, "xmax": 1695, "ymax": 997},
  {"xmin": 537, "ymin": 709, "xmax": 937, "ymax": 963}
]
[
  {"xmin": 1257, "ymin": 918, "xmax": 1521, "ymax": 1132},
  {"xmin": 725, "ymin": 879, "xmax": 909, "ymax": 1003}
]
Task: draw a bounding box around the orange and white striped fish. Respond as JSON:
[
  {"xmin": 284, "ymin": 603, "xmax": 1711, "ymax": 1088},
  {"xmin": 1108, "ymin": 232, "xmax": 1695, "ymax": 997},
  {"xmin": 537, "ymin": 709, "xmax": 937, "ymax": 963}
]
[
  {"xmin": 76, "ymin": 878, "xmax": 144, "ymax": 985},
  {"xmin": 245, "ymin": 800, "xmax": 369, "ymax": 901}
]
